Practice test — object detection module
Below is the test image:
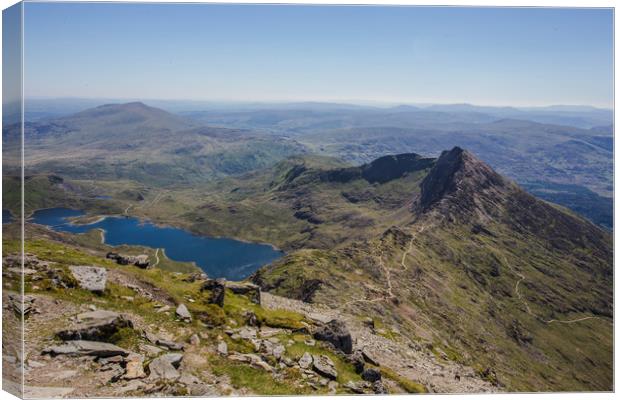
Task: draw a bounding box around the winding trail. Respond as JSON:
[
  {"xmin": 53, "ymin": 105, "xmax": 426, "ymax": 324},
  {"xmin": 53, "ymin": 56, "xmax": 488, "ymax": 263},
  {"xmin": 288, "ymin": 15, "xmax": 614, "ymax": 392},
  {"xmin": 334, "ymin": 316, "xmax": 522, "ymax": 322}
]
[
  {"xmin": 342, "ymin": 222, "xmax": 429, "ymax": 308},
  {"xmin": 153, "ymin": 248, "xmax": 161, "ymax": 268},
  {"xmin": 499, "ymin": 253, "xmax": 607, "ymax": 325}
]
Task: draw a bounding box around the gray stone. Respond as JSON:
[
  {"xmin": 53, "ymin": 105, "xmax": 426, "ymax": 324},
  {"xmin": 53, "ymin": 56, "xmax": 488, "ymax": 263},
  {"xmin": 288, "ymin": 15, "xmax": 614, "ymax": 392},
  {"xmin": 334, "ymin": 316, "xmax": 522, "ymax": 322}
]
[
  {"xmin": 217, "ymin": 341, "xmax": 228, "ymax": 356},
  {"xmin": 148, "ymin": 353, "xmax": 183, "ymax": 381},
  {"xmin": 140, "ymin": 344, "xmax": 163, "ymax": 357},
  {"xmin": 361, "ymin": 368, "xmax": 382, "ymax": 382},
  {"xmin": 124, "ymin": 353, "xmax": 146, "ymax": 380},
  {"xmin": 372, "ymin": 380, "xmax": 388, "ymax": 394},
  {"xmin": 312, "ymin": 355, "xmax": 337, "ymax": 380},
  {"xmin": 57, "ymin": 310, "xmax": 132, "ymax": 341},
  {"xmin": 156, "ymin": 338, "xmax": 184, "ymax": 351},
  {"xmin": 175, "ymin": 304, "xmax": 192, "ymax": 323},
  {"xmin": 298, "ymin": 352, "xmax": 313, "ymax": 369},
  {"xmin": 189, "ymin": 334, "xmax": 200, "ymax": 346},
  {"xmin": 344, "ymin": 381, "xmax": 370, "ymax": 394},
  {"xmin": 69, "ymin": 266, "xmax": 107, "ymax": 293},
  {"xmin": 42, "ymin": 340, "xmax": 129, "ymax": 358},
  {"xmin": 272, "ymin": 344, "xmax": 285, "ymax": 360},
  {"xmin": 313, "ymin": 319, "xmax": 352, "ymax": 354}
]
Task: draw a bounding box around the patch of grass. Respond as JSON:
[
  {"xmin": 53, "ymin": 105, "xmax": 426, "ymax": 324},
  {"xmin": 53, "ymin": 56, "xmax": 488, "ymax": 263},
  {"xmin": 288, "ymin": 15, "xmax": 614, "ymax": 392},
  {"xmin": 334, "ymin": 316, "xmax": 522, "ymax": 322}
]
[
  {"xmin": 285, "ymin": 339, "xmax": 360, "ymax": 385},
  {"xmin": 209, "ymin": 356, "xmax": 312, "ymax": 395}
]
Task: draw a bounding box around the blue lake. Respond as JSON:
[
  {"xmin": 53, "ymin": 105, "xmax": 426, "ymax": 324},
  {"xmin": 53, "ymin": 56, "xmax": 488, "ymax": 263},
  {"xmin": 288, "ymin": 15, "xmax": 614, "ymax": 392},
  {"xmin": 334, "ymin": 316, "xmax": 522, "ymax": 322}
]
[
  {"xmin": 3, "ymin": 209, "xmax": 13, "ymax": 224},
  {"xmin": 30, "ymin": 207, "xmax": 283, "ymax": 280}
]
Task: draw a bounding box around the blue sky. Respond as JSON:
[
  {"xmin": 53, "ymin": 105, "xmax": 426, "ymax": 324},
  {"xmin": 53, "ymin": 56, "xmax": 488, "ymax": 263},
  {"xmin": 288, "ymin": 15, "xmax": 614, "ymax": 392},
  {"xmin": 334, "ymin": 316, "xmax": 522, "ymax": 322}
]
[{"xmin": 22, "ymin": 3, "xmax": 613, "ymax": 107}]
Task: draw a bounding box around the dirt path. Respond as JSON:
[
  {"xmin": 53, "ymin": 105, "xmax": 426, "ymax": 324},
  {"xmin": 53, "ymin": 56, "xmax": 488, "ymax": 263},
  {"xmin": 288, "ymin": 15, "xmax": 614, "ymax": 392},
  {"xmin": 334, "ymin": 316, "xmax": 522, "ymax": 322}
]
[
  {"xmin": 342, "ymin": 223, "xmax": 429, "ymax": 308},
  {"xmin": 153, "ymin": 248, "xmax": 161, "ymax": 267},
  {"xmin": 499, "ymin": 253, "xmax": 607, "ymax": 325}
]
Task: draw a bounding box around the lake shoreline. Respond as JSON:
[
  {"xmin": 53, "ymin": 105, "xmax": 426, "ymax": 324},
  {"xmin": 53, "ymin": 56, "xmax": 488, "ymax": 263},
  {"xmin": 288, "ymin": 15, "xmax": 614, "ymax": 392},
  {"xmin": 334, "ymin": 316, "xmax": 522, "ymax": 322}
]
[{"xmin": 29, "ymin": 207, "xmax": 283, "ymax": 280}]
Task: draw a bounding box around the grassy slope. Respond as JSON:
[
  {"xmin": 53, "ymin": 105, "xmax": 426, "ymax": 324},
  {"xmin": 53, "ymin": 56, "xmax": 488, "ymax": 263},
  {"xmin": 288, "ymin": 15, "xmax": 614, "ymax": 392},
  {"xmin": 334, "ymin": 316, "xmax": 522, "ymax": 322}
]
[{"xmin": 3, "ymin": 226, "xmax": 425, "ymax": 395}]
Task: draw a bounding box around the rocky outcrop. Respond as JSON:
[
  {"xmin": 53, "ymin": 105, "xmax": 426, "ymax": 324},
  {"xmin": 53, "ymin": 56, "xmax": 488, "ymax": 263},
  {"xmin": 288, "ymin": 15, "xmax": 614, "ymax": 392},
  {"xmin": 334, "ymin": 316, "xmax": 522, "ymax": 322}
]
[
  {"xmin": 313, "ymin": 319, "xmax": 353, "ymax": 354},
  {"xmin": 69, "ymin": 266, "xmax": 107, "ymax": 293},
  {"xmin": 201, "ymin": 279, "xmax": 226, "ymax": 306},
  {"xmin": 57, "ymin": 310, "xmax": 133, "ymax": 341},
  {"xmin": 415, "ymin": 147, "xmax": 510, "ymax": 219},
  {"xmin": 106, "ymin": 252, "xmax": 150, "ymax": 269},
  {"xmin": 225, "ymin": 281, "xmax": 261, "ymax": 304}
]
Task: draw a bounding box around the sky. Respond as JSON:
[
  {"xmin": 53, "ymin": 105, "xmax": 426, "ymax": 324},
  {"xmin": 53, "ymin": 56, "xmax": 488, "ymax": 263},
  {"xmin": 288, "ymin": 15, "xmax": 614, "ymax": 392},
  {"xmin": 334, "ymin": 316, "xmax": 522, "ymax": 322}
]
[{"xmin": 19, "ymin": 3, "xmax": 614, "ymax": 107}]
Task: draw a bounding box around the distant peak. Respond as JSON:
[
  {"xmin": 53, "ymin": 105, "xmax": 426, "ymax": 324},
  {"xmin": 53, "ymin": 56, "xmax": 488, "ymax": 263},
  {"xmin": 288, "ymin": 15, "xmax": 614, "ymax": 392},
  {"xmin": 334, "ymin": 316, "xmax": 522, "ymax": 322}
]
[{"xmin": 416, "ymin": 147, "xmax": 510, "ymax": 215}]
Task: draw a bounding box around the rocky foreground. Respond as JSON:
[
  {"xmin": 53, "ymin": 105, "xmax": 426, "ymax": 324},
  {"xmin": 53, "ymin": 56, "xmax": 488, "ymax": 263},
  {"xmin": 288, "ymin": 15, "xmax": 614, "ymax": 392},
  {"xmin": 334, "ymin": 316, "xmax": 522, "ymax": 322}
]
[{"xmin": 2, "ymin": 246, "xmax": 496, "ymax": 398}]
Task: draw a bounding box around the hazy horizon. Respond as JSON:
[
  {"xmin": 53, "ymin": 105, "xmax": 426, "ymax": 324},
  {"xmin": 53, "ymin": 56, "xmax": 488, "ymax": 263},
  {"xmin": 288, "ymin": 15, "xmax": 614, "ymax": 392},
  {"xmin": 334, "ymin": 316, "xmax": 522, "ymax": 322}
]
[{"xmin": 20, "ymin": 4, "xmax": 614, "ymax": 108}]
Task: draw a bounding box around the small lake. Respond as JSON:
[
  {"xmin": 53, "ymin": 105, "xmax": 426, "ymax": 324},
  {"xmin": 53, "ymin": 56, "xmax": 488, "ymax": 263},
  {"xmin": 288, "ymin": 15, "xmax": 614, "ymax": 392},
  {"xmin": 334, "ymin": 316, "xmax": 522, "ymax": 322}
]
[
  {"xmin": 3, "ymin": 209, "xmax": 13, "ymax": 224},
  {"xmin": 30, "ymin": 207, "xmax": 283, "ymax": 280}
]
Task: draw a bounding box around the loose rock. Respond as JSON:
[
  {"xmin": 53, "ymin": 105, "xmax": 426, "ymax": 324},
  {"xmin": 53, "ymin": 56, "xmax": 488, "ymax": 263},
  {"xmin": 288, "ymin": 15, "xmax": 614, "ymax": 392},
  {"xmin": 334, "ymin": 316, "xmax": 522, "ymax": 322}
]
[
  {"xmin": 312, "ymin": 355, "xmax": 338, "ymax": 380},
  {"xmin": 69, "ymin": 266, "xmax": 107, "ymax": 293}
]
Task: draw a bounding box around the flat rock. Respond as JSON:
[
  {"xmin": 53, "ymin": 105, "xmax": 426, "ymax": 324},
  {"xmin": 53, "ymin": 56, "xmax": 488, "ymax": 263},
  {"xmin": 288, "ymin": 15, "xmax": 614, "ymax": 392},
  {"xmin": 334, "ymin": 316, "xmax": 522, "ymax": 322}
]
[
  {"xmin": 23, "ymin": 386, "xmax": 75, "ymax": 398},
  {"xmin": 148, "ymin": 353, "xmax": 183, "ymax": 381},
  {"xmin": 69, "ymin": 266, "xmax": 107, "ymax": 293},
  {"xmin": 43, "ymin": 340, "xmax": 129, "ymax": 358},
  {"xmin": 312, "ymin": 354, "xmax": 338, "ymax": 380},
  {"xmin": 58, "ymin": 310, "xmax": 132, "ymax": 341},
  {"xmin": 156, "ymin": 338, "xmax": 184, "ymax": 351}
]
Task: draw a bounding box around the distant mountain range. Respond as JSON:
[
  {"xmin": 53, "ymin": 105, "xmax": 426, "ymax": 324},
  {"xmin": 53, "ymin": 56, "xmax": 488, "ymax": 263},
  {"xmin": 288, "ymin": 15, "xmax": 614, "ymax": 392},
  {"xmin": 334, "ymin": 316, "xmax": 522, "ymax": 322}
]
[{"xmin": 2, "ymin": 101, "xmax": 612, "ymax": 228}]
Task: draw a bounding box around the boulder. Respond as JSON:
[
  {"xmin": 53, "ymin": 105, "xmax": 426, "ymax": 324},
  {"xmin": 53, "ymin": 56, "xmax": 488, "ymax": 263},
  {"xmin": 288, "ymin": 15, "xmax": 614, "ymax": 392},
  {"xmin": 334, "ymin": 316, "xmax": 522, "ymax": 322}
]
[
  {"xmin": 175, "ymin": 304, "xmax": 192, "ymax": 323},
  {"xmin": 69, "ymin": 266, "xmax": 107, "ymax": 293},
  {"xmin": 57, "ymin": 310, "xmax": 132, "ymax": 341},
  {"xmin": 313, "ymin": 319, "xmax": 353, "ymax": 354},
  {"xmin": 298, "ymin": 352, "xmax": 313, "ymax": 369},
  {"xmin": 312, "ymin": 355, "xmax": 338, "ymax": 380},
  {"xmin": 225, "ymin": 281, "xmax": 261, "ymax": 304},
  {"xmin": 123, "ymin": 353, "xmax": 146, "ymax": 380},
  {"xmin": 201, "ymin": 279, "xmax": 226, "ymax": 306},
  {"xmin": 361, "ymin": 368, "xmax": 381, "ymax": 383},
  {"xmin": 42, "ymin": 340, "xmax": 129, "ymax": 358},
  {"xmin": 148, "ymin": 353, "xmax": 183, "ymax": 381}
]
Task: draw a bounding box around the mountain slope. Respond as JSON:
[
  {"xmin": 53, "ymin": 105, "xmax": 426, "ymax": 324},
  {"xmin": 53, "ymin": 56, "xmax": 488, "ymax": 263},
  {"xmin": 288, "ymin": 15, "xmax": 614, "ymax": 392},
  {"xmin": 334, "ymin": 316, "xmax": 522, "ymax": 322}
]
[
  {"xmin": 3, "ymin": 102, "xmax": 307, "ymax": 185},
  {"xmin": 253, "ymin": 147, "xmax": 613, "ymax": 391}
]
